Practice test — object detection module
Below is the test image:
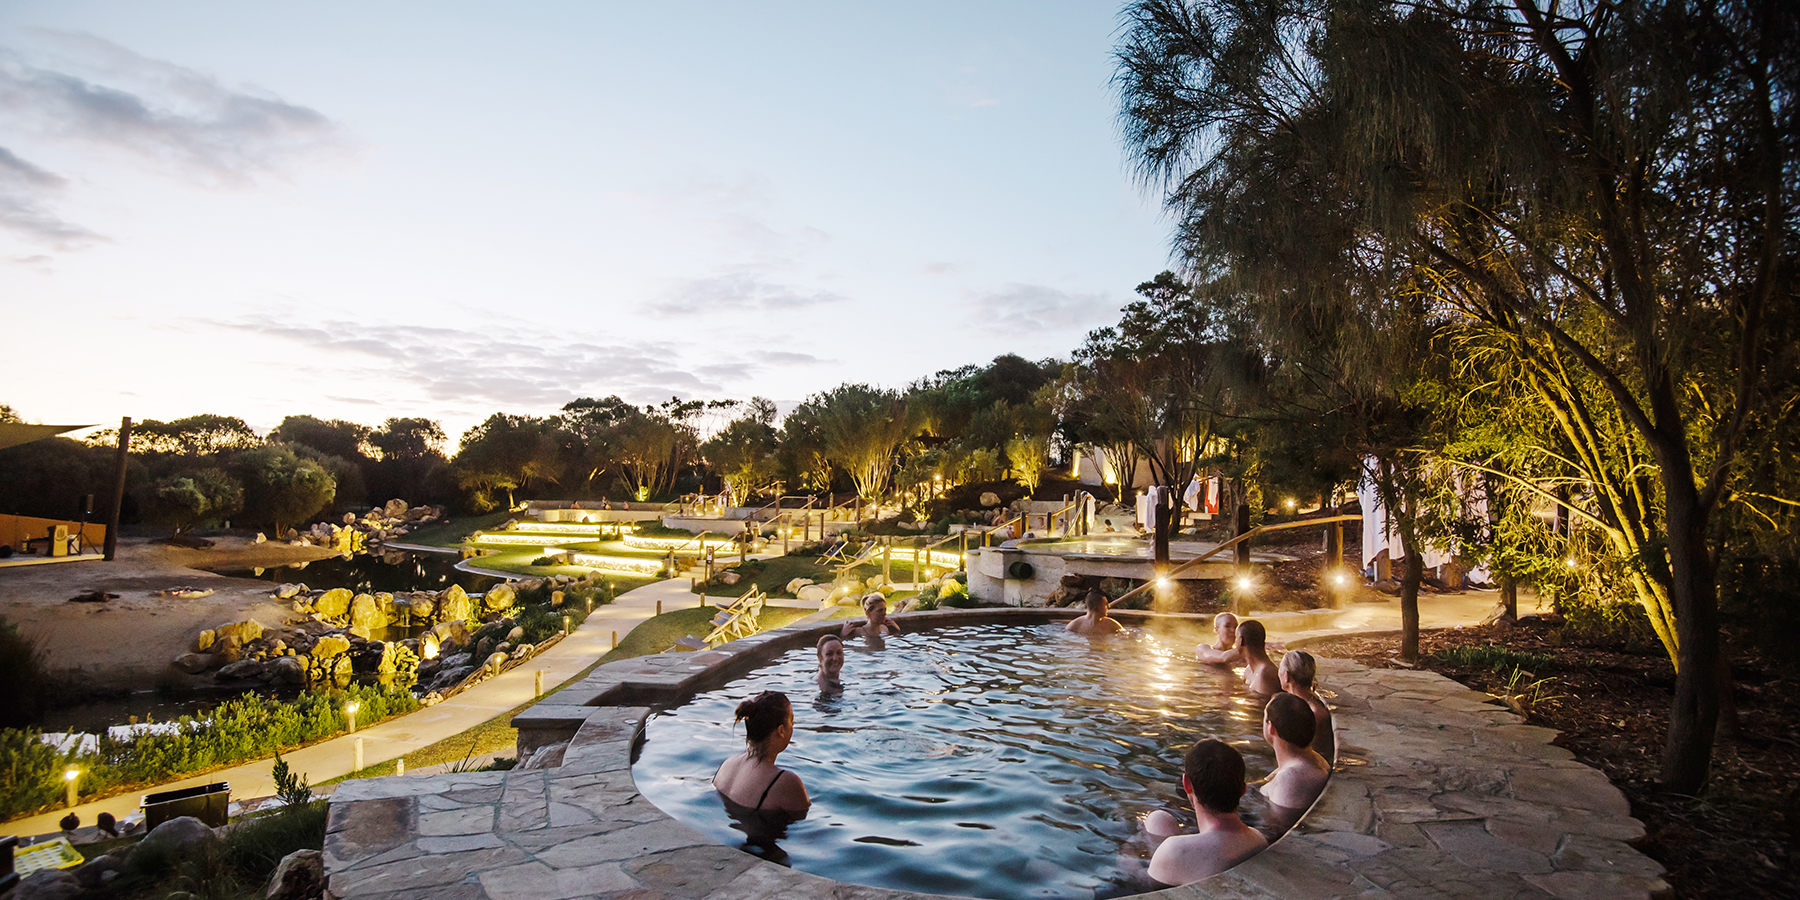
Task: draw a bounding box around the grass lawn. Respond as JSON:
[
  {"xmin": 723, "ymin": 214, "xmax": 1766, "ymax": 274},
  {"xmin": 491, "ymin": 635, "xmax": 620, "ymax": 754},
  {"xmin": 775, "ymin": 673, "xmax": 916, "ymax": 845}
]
[
  {"xmin": 698, "ymin": 555, "xmax": 930, "ymax": 598},
  {"xmin": 321, "ymin": 603, "xmax": 821, "ymax": 784},
  {"xmin": 401, "ymin": 512, "xmax": 511, "ymax": 548}
]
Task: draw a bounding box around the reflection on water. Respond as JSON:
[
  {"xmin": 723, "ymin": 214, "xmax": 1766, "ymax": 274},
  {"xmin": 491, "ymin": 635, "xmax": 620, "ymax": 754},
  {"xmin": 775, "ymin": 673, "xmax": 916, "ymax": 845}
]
[
  {"xmin": 207, "ymin": 550, "xmax": 500, "ymax": 595},
  {"xmin": 634, "ymin": 623, "xmax": 1283, "ymax": 900},
  {"xmin": 39, "ymin": 686, "xmax": 300, "ymax": 734}
]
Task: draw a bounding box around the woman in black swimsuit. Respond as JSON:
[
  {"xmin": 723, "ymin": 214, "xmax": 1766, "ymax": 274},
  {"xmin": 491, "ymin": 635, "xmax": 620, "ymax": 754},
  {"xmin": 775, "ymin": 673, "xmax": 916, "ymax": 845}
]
[{"xmin": 715, "ymin": 690, "xmax": 810, "ymax": 862}]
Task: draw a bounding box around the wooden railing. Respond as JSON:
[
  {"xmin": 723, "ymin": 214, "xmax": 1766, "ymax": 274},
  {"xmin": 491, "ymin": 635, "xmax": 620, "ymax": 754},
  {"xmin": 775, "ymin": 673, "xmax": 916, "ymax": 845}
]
[{"xmin": 1108, "ymin": 514, "xmax": 1363, "ymax": 607}]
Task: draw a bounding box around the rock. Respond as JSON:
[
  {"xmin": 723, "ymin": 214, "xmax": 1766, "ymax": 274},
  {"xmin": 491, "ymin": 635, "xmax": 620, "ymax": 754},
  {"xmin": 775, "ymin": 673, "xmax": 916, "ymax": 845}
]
[
  {"xmin": 865, "ymin": 574, "xmax": 887, "ymax": 589},
  {"xmin": 407, "ymin": 593, "xmax": 435, "ymax": 618},
  {"xmin": 267, "ymin": 655, "xmax": 305, "ymax": 686},
  {"xmin": 979, "ymin": 491, "xmax": 1001, "ymax": 507},
  {"xmin": 550, "ymin": 590, "xmax": 564, "ymax": 607},
  {"xmin": 418, "ymin": 631, "xmax": 441, "ymax": 661},
  {"xmin": 518, "ymin": 741, "xmax": 568, "ymax": 770},
  {"xmin": 215, "ymin": 635, "xmax": 244, "ymax": 664},
  {"xmin": 786, "ymin": 577, "xmax": 814, "ymax": 595},
  {"xmin": 194, "ymin": 629, "xmax": 216, "ymax": 653},
  {"xmin": 217, "ymin": 659, "xmax": 268, "ymax": 681},
  {"xmin": 483, "ymin": 583, "xmax": 517, "ymax": 612},
  {"xmin": 217, "ymin": 619, "xmax": 266, "ymax": 645},
  {"xmin": 505, "ymin": 626, "xmax": 524, "ymax": 643},
  {"xmin": 342, "ymin": 512, "xmax": 357, "ymax": 525},
  {"xmin": 173, "ymin": 652, "xmax": 215, "ymax": 674},
  {"xmin": 348, "ymin": 594, "xmax": 382, "ymax": 632},
  {"xmin": 138, "ymin": 815, "xmax": 218, "ymax": 857},
  {"xmin": 796, "ymin": 584, "xmax": 832, "ymax": 604},
  {"xmin": 15, "ymin": 869, "xmax": 80, "ymax": 900},
  {"xmin": 265, "ymin": 848, "xmax": 324, "ymax": 900},
  {"xmin": 73, "ymin": 854, "xmax": 122, "ymax": 888},
  {"xmin": 383, "ymin": 499, "xmax": 409, "ymax": 518},
  {"xmin": 720, "ymin": 571, "xmax": 740, "ymax": 585},
  {"xmin": 314, "ymin": 588, "xmax": 353, "ymax": 620},
  {"xmin": 509, "ymin": 644, "xmax": 532, "ymax": 660},
  {"xmin": 347, "ymin": 624, "xmax": 371, "ymax": 640},
  {"xmin": 274, "ymin": 583, "xmax": 301, "ymax": 600},
  {"xmin": 254, "ymin": 532, "xmax": 267, "ymax": 544},
  {"xmin": 485, "ymin": 651, "xmax": 509, "ymax": 672},
  {"xmin": 439, "ymin": 584, "xmax": 473, "ymax": 623}
]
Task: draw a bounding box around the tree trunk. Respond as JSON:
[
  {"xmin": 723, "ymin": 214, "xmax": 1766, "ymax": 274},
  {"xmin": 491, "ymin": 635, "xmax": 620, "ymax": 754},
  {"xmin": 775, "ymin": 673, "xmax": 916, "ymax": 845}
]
[
  {"xmin": 1399, "ymin": 550, "xmax": 1422, "ymax": 663},
  {"xmin": 1499, "ymin": 574, "xmax": 1518, "ymax": 623},
  {"xmin": 1658, "ymin": 454, "xmax": 1720, "ymax": 795}
]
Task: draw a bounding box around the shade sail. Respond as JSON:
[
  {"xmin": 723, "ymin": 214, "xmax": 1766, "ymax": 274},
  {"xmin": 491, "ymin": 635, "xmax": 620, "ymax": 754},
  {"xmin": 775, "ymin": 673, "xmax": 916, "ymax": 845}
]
[{"xmin": 0, "ymin": 424, "xmax": 99, "ymax": 452}]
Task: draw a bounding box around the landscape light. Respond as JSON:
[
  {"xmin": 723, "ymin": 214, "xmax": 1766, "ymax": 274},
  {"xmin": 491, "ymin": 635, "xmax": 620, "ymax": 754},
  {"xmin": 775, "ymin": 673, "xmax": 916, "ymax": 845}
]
[
  {"xmin": 63, "ymin": 768, "xmax": 77, "ymax": 782},
  {"xmin": 1565, "ymin": 557, "xmax": 1579, "ymax": 569},
  {"xmin": 1235, "ymin": 577, "xmax": 1254, "ymax": 592},
  {"xmin": 345, "ymin": 701, "xmax": 361, "ymax": 733},
  {"xmin": 1334, "ymin": 573, "xmax": 1349, "ymax": 586},
  {"xmin": 1284, "ymin": 498, "xmax": 1297, "ymax": 509}
]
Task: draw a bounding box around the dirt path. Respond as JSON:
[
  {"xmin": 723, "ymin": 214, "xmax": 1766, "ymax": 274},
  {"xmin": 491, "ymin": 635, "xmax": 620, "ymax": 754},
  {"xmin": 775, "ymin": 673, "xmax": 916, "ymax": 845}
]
[{"xmin": 0, "ymin": 537, "xmax": 338, "ymax": 693}]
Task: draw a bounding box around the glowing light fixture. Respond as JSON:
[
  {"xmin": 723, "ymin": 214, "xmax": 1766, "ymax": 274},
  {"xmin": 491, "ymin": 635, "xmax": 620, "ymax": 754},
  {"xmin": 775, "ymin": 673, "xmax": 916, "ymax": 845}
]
[{"xmin": 1235, "ymin": 577, "xmax": 1254, "ymax": 592}]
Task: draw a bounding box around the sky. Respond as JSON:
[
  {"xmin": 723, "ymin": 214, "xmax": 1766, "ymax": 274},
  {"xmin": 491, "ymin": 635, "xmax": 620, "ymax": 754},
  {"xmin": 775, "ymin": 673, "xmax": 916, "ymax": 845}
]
[{"xmin": 0, "ymin": 2, "xmax": 1174, "ymax": 445}]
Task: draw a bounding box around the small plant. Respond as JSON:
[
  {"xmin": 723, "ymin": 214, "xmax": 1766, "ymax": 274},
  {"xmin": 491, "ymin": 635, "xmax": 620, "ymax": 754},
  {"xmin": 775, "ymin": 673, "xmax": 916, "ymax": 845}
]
[
  {"xmin": 912, "ymin": 584, "xmax": 942, "ymax": 611},
  {"xmin": 529, "ymin": 555, "xmax": 559, "ymax": 566},
  {"xmin": 1429, "ymin": 644, "xmax": 1553, "ymax": 674},
  {"xmin": 271, "ymin": 752, "xmax": 311, "ymax": 810},
  {"xmin": 1493, "ymin": 666, "xmax": 1563, "ymax": 716}
]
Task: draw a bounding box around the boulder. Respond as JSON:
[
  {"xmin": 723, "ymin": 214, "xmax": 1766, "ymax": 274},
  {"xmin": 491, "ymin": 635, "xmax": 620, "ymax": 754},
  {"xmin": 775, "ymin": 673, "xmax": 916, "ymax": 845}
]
[
  {"xmin": 979, "ymin": 491, "xmax": 1001, "ymax": 507},
  {"xmin": 216, "ymin": 659, "xmax": 268, "ymax": 681},
  {"xmin": 193, "ymin": 629, "xmax": 216, "ymax": 653},
  {"xmin": 418, "ymin": 631, "xmax": 441, "ymax": 661},
  {"xmin": 265, "ymin": 849, "xmax": 324, "ymax": 900},
  {"xmin": 439, "ymin": 585, "xmax": 473, "ymax": 623},
  {"xmin": 314, "ymin": 588, "xmax": 353, "ymax": 620},
  {"xmin": 483, "ymin": 583, "xmax": 517, "ymax": 612},
  {"xmin": 383, "ymin": 499, "xmax": 409, "ymax": 518},
  {"xmin": 309, "ymin": 634, "xmax": 351, "ymax": 660},
  {"xmin": 786, "ymin": 577, "xmax": 815, "ymax": 596},
  {"xmin": 796, "ymin": 584, "xmax": 832, "ymax": 604},
  {"xmin": 15, "ymin": 869, "xmax": 80, "ymax": 900},
  {"xmin": 215, "ymin": 635, "xmax": 244, "ymax": 665},
  {"xmin": 720, "ymin": 572, "xmax": 740, "ymax": 585},
  {"xmin": 72, "ymin": 853, "xmax": 122, "ymax": 888},
  {"xmin": 172, "ymin": 652, "xmax": 216, "ymax": 675},
  {"xmin": 865, "ymin": 574, "xmax": 887, "ymax": 589},
  {"xmin": 485, "ymin": 651, "xmax": 509, "ymax": 672},
  {"xmin": 254, "ymin": 532, "xmax": 267, "ymax": 544},
  {"xmin": 348, "ymin": 594, "xmax": 382, "ymax": 632},
  {"xmin": 267, "ymin": 655, "xmax": 305, "ymax": 686},
  {"xmin": 505, "ymin": 626, "xmax": 524, "ymax": 643},
  {"xmin": 216, "ymin": 619, "xmax": 266, "ymax": 645},
  {"xmin": 138, "ymin": 815, "xmax": 218, "ymax": 857},
  {"xmin": 342, "ymin": 512, "xmax": 357, "ymax": 525},
  {"xmin": 274, "ymin": 583, "xmax": 302, "ymax": 600},
  {"xmin": 407, "ymin": 593, "xmax": 435, "ymax": 618}
]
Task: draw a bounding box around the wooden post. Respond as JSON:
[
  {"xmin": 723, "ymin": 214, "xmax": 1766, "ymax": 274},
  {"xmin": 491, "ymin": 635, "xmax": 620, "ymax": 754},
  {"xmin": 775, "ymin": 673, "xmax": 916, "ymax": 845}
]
[
  {"xmin": 883, "ymin": 538, "xmax": 892, "ymax": 584},
  {"xmin": 1234, "ymin": 504, "xmax": 1252, "ymax": 574},
  {"xmin": 354, "ymin": 738, "xmax": 364, "ymax": 772},
  {"xmin": 913, "ymin": 548, "xmax": 921, "ymax": 584},
  {"xmin": 782, "ymin": 512, "xmax": 789, "ymax": 554},
  {"xmin": 804, "ymin": 514, "xmax": 812, "ymax": 544},
  {"xmin": 103, "ymin": 417, "xmax": 131, "ymax": 561}
]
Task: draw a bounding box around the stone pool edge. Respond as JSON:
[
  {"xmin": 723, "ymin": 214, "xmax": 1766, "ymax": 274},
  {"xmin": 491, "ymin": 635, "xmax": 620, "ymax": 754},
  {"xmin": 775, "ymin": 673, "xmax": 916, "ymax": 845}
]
[{"xmin": 324, "ymin": 608, "xmax": 1669, "ymax": 900}]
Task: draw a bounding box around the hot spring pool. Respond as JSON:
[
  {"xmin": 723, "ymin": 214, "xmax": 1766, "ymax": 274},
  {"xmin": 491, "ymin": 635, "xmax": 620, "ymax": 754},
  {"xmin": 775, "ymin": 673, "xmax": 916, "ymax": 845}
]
[{"xmin": 632, "ymin": 622, "xmax": 1288, "ymax": 900}]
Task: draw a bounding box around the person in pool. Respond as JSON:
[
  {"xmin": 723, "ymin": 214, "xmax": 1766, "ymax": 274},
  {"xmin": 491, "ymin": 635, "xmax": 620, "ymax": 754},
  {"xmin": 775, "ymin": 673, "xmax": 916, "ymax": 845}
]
[
  {"xmin": 1236, "ymin": 619, "xmax": 1283, "ymax": 695},
  {"xmin": 1143, "ymin": 739, "xmax": 1268, "ymax": 885},
  {"xmin": 1194, "ymin": 612, "xmax": 1243, "ymax": 665},
  {"xmin": 1066, "ymin": 589, "xmax": 1125, "ymax": 635},
  {"xmin": 842, "ymin": 593, "xmax": 902, "ymax": 640},
  {"xmin": 1257, "ymin": 692, "xmax": 1331, "ymax": 821},
  {"xmin": 716, "ymin": 691, "xmax": 811, "ymax": 815},
  {"xmin": 816, "ymin": 633, "xmax": 845, "ymax": 693},
  {"xmin": 1279, "ymin": 650, "xmax": 1334, "ymax": 760}
]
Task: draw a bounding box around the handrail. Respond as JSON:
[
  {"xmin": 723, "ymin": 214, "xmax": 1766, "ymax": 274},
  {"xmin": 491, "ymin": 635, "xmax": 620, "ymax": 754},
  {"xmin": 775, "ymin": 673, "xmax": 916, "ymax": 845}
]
[
  {"xmin": 982, "ymin": 515, "xmax": 1026, "ymax": 547},
  {"xmin": 1109, "ymin": 514, "xmax": 1363, "ymax": 606},
  {"xmin": 1045, "ymin": 499, "xmax": 1080, "ymax": 535}
]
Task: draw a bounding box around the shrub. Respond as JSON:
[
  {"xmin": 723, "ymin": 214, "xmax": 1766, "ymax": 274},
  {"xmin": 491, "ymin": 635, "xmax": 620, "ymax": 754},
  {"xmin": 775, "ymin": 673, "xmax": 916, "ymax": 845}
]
[
  {"xmin": 0, "ymin": 616, "xmax": 48, "ymax": 728},
  {"xmin": 1559, "ymin": 598, "xmax": 1662, "ymax": 654},
  {"xmin": 939, "ymin": 579, "xmax": 976, "ymax": 609},
  {"xmin": 911, "ymin": 584, "xmax": 942, "ymax": 611}
]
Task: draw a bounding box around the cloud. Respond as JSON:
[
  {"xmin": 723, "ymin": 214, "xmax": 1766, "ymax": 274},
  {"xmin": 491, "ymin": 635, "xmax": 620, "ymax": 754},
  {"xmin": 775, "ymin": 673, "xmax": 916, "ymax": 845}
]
[
  {"xmin": 964, "ymin": 283, "xmax": 1119, "ymax": 334},
  {"xmin": 0, "ymin": 32, "xmax": 343, "ymax": 186},
  {"xmin": 219, "ymin": 316, "xmax": 802, "ymax": 413},
  {"xmin": 0, "ymin": 145, "xmax": 105, "ymax": 248},
  {"xmin": 919, "ymin": 262, "xmax": 959, "ymax": 276},
  {"xmin": 652, "ymin": 272, "xmax": 848, "ymax": 316}
]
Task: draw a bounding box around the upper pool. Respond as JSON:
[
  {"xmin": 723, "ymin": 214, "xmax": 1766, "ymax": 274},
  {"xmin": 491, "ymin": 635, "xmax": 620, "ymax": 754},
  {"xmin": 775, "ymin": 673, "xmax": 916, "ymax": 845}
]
[{"xmin": 632, "ymin": 621, "xmax": 1290, "ymax": 900}]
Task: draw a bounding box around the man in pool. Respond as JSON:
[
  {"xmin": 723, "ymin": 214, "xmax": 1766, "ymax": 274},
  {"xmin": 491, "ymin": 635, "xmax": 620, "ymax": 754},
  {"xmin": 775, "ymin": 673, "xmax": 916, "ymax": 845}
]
[
  {"xmin": 1236, "ymin": 619, "xmax": 1283, "ymax": 695},
  {"xmin": 1065, "ymin": 589, "xmax": 1124, "ymax": 635},
  {"xmin": 1194, "ymin": 612, "xmax": 1242, "ymax": 665},
  {"xmin": 1143, "ymin": 739, "xmax": 1268, "ymax": 885},
  {"xmin": 842, "ymin": 593, "xmax": 902, "ymax": 640},
  {"xmin": 816, "ymin": 633, "xmax": 845, "ymax": 693},
  {"xmin": 1258, "ymin": 692, "xmax": 1331, "ymax": 816},
  {"xmin": 1279, "ymin": 650, "xmax": 1333, "ymax": 760}
]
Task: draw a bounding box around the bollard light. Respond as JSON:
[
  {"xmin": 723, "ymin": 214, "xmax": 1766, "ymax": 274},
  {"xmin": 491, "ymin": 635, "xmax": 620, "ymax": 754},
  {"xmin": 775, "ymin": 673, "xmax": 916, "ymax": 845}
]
[
  {"xmin": 345, "ymin": 701, "xmax": 360, "ymax": 733},
  {"xmin": 63, "ymin": 768, "xmax": 78, "ymax": 808},
  {"xmin": 354, "ymin": 737, "xmax": 364, "ymax": 772},
  {"xmin": 1235, "ymin": 577, "xmax": 1254, "ymax": 592},
  {"xmin": 562, "ymin": 615, "xmax": 570, "ymax": 635},
  {"xmin": 396, "ymin": 758, "xmax": 405, "ymax": 776}
]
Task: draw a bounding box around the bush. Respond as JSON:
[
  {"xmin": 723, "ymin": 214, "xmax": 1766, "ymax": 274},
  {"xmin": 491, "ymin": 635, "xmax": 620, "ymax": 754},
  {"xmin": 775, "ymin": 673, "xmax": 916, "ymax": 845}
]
[
  {"xmin": 911, "ymin": 584, "xmax": 941, "ymax": 611},
  {"xmin": 939, "ymin": 579, "xmax": 976, "ymax": 609},
  {"xmin": 0, "ymin": 684, "xmax": 417, "ymax": 821},
  {"xmin": 1429, "ymin": 644, "xmax": 1554, "ymax": 674},
  {"xmin": 0, "ymin": 616, "xmax": 48, "ymax": 728},
  {"xmin": 1559, "ymin": 598, "xmax": 1662, "ymax": 654}
]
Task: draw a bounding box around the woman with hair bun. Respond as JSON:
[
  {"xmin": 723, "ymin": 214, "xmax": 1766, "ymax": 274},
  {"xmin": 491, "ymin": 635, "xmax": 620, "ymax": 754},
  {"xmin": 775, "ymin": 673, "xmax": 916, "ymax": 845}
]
[{"xmin": 715, "ymin": 690, "xmax": 811, "ymax": 816}]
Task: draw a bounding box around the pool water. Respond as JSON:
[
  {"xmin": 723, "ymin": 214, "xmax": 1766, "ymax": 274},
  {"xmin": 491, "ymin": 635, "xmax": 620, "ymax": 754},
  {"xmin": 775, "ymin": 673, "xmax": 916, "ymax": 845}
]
[{"xmin": 633, "ymin": 622, "xmax": 1285, "ymax": 900}]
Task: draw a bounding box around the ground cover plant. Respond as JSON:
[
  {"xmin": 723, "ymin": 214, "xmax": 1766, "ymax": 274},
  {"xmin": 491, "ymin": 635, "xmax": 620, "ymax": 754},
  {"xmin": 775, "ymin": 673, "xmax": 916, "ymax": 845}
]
[
  {"xmin": 1310, "ymin": 621, "xmax": 1798, "ymax": 898},
  {"xmin": 0, "ymin": 684, "xmax": 416, "ymax": 822}
]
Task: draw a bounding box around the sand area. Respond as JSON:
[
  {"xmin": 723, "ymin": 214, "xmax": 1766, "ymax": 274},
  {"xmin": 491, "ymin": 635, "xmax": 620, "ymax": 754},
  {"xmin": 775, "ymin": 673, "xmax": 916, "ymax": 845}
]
[{"xmin": 0, "ymin": 537, "xmax": 337, "ymax": 695}]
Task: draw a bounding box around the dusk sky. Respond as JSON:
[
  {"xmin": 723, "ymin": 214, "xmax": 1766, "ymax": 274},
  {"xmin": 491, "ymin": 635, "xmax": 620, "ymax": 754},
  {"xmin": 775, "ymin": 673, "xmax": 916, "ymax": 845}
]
[{"xmin": 0, "ymin": 2, "xmax": 1171, "ymax": 444}]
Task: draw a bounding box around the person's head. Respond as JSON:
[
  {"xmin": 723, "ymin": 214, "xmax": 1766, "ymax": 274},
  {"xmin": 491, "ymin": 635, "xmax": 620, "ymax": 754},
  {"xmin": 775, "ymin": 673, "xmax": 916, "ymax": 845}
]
[
  {"xmin": 735, "ymin": 690, "xmax": 794, "ymax": 760},
  {"xmin": 1181, "ymin": 739, "xmax": 1247, "ymax": 814},
  {"xmin": 1084, "ymin": 590, "xmax": 1109, "ymax": 616},
  {"xmin": 1213, "ymin": 612, "xmax": 1239, "ymax": 646},
  {"xmin": 1264, "ymin": 692, "xmax": 1316, "ymax": 749},
  {"xmin": 1280, "ymin": 650, "xmax": 1316, "ymax": 691},
  {"xmin": 1238, "ymin": 619, "xmax": 1266, "ymax": 652},
  {"xmin": 863, "ymin": 593, "xmax": 887, "ymax": 620},
  {"xmin": 816, "ymin": 633, "xmax": 844, "ymax": 678}
]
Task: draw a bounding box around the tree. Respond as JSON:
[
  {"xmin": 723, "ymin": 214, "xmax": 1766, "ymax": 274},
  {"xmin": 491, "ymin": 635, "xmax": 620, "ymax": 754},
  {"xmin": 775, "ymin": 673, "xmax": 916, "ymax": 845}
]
[
  {"xmin": 370, "ymin": 418, "xmax": 446, "ymax": 461},
  {"xmin": 1116, "ymin": 0, "xmax": 1798, "ymax": 791},
  {"xmin": 232, "ymin": 445, "xmax": 335, "ymax": 535},
  {"xmin": 143, "ymin": 468, "xmax": 243, "ymax": 535},
  {"xmin": 368, "ymin": 417, "xmax": 449, "ymax": 504},
  {"xmin": 99, "ymin": 415, "xmax": 260, "ymax": 456},
  {"xmin": 701, "ymin": 398, "xmax": 780, "ymax": 504},
  {"xmin": 555, "ymin": 397, "xmax": 633, "ymax": 495},
  {"xmin": 797, "ymin": 384, "xmax": 913, "ymax": 502},
  {"xmin": 271, "ymin": 416, "xmax": 371, "ymax": 462},
  {"xmin": 452, "ymin": 414, "xmax": 563, "ymax": 511},
  {"xmin": 1006, "ymin": 434, "xmax": 1051, "ymax": 495}
]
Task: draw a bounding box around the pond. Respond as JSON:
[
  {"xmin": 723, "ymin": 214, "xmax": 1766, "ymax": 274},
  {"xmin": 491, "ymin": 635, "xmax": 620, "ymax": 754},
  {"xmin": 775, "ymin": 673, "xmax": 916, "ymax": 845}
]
[
  {"xmin": 207, "ymin": 550, "xmax": 501, "ymax": 595},
  {"xmin": 632, "ymin": 622, "xmax": 1285, "ymax": 900}
]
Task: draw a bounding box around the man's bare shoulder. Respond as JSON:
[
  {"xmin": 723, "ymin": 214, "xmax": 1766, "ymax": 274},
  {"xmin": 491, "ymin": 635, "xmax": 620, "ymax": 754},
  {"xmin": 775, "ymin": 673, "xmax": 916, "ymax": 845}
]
[{"xmin": 1147, "ymin": 828, "xmax": 1267, "ymax": 885}]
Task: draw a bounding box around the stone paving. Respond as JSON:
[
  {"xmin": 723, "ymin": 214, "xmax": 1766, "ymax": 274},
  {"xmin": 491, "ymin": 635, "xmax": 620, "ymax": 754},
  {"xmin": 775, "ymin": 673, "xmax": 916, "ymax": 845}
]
[{"xmin": 325, "ymin": 609, "xmax": 1667, "ymax": 900}]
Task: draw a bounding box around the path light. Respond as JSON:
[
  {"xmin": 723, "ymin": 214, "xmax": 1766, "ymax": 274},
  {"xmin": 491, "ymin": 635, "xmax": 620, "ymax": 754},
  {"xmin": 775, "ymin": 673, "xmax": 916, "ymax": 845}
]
[
  {"xmin": 1235, "ymin": 576, "xmax": 1254, "ymax": 593},
  {"xmin": 1284, "ymin": 498, "xmax": 1297, "ymax": 510},
  {"xmin": 562, "ymin": 615, "xmax": 570, "ymax": 635},
  {"xmin": 1565, "ymin": 556, "xmax": 1580, "ymax": 569},
  {"xmin": 1333, "ymin": 572, "xmax": 1350, "ymax": 586},
  {"xmin": 345, "ymin": 701, "xmax": 360, "ymax": 733},
  {"xmin": 63, "ymin": 768, "xmax": 78, "ymax": 808}
]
